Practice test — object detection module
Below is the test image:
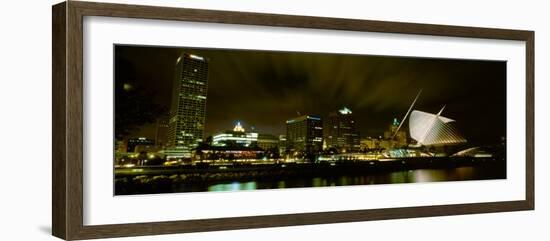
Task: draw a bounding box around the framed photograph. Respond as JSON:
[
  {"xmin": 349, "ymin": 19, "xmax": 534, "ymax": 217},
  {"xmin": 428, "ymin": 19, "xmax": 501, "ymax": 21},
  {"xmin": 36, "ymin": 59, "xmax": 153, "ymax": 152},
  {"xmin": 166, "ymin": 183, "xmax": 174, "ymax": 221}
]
[{"xmin": 52, "ymin": 1, "xmax": 534, "ymax": 240}]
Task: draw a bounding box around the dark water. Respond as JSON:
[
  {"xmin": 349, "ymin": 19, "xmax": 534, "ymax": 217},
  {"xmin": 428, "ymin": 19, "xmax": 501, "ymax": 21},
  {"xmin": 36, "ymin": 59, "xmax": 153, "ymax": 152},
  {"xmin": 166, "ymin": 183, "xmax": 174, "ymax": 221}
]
[{"xmin": 173, "ymin": 166, "xmax": 504, "ymax": 193}]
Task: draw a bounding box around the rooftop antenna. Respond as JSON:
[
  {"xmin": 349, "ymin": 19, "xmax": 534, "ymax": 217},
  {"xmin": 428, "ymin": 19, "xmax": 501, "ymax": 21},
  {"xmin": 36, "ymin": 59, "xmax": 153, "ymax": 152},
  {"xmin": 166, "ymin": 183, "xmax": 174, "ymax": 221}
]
[{"xmin": 392, "ymin": 89, "xmax": 422, "ymax": 140}]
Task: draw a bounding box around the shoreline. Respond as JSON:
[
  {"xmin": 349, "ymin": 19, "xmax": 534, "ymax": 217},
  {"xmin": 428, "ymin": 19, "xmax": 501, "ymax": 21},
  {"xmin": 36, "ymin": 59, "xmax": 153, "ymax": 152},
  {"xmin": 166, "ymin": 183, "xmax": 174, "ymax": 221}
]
[{"xmin": 114, "ymin": 157, "xmax": 506, "ymax": 195}]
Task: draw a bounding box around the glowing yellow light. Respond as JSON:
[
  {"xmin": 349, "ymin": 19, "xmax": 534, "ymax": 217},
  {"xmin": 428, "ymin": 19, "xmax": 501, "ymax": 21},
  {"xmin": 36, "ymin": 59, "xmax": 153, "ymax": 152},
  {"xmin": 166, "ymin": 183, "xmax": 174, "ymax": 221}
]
[
  {"xmin": 339, "ymin": 107, "xmax": 352, "ymax": 114},
  {"xmin": 189, "ymin": 54, "xmax": 204, "ymax": 61},
  {"xmin": 123, "ymin": 83, "xmax": 132, "ymax": 91},
  {"xmin": 233, "ymin": 121, "xmax": 245, "ymax": 132}
]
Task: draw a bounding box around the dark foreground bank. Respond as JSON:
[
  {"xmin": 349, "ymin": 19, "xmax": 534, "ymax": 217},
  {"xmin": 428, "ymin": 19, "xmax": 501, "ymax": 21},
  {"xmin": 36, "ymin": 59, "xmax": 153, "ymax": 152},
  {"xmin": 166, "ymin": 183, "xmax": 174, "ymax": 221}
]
[{"xmin": 114, "ymin": 157, "xmax": 506, "ymax": 195}]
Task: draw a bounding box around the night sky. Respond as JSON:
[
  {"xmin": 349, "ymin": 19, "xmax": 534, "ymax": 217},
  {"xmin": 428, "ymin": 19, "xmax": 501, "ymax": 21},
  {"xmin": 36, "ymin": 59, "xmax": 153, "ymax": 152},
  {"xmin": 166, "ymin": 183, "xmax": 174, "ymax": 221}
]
[{"xmin": 115, "ymin": 45, "xmax": 506, "ymax": 145}]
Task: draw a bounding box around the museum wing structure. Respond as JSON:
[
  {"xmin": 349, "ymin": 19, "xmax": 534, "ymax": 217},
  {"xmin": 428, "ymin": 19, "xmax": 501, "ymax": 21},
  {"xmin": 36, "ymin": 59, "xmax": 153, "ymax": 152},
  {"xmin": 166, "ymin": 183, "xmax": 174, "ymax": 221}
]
[{"xmin": 409, "ymin": 109, "xmax": 467, "ymax": 146}]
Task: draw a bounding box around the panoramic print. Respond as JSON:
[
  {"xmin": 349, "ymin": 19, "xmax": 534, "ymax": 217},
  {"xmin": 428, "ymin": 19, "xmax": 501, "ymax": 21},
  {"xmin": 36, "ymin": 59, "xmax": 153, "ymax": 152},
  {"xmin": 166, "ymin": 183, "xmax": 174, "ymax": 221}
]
[{"xmin": 113, "ymin": 45, "xmax": 506, "ymax": 195}]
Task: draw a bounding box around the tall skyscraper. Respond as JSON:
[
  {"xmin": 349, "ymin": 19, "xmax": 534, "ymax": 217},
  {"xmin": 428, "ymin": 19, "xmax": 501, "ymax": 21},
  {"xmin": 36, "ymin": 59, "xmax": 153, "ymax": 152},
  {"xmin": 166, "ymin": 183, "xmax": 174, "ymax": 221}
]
[
  {"xmin": 324, "ymin": 107, "xmax": 360, "ymax": 152},
  {"xmin": 154, "ymin": 115, "xmax": 170, "ymax": 149},
  {"xmin": 166, "ymin": 53, "xmax": 209, "ymax": 158},
  {"xmin": 286, "ymin": 115, "xmax": 323, "ymax": 154}
]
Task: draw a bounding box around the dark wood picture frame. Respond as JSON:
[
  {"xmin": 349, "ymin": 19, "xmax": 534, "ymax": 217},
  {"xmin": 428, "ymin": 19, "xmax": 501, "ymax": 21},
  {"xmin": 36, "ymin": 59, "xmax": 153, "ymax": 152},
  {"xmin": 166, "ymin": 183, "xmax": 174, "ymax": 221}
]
[{"xmin": 52, "ymin": 1, "xmax": 534, "ymax": 240}]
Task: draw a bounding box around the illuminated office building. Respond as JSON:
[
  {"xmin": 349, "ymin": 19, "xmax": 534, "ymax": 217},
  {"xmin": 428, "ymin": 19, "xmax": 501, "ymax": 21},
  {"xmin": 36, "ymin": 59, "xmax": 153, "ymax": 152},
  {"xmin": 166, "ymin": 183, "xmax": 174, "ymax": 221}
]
[
  {"xmin": 127, "ymin": 137, "xmax": 155, "ymax": 152},
  {"xmin": 257, "ymin": 134, "xmax": 279, "ymax": 150},
  {"xmin": 383, "ymin": 117, "xmax": 408, "ymax": 148},
  {"xmin": 166, "ymin": 53, "xmax": 209, "ymax": 158},
  {"xmin": 212, "ymin": 122, "xmax": 258, "ymax": 147},
  {"xmin": 212, "ymin": 122, "xmax": 280, "ymax": 150},
  {"xmin": 278, "ymin": 135, "xmax": 287, "ymax": 153},
  {"xmin": 155, "ymin": 116, "xmax": 170, "ymax": 149},
  {"xmin": 286, "ymin": 115, "xmax": 323, "ymax": 153},
  {"xmin": 324, "ymin": 107, "xmax": 360, "ymax": 152}
]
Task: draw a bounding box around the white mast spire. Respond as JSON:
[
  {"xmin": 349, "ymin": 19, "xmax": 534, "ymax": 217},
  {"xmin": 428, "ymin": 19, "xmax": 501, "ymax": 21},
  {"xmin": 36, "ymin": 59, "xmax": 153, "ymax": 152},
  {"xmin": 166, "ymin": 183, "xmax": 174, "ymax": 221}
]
[
  {"xmin": 437, "ymin": 105, "xmax": 446, "ymax": 116},
  {"xmin": 392, "ymin": 89, "xmax": 422, "ymax": 139}
]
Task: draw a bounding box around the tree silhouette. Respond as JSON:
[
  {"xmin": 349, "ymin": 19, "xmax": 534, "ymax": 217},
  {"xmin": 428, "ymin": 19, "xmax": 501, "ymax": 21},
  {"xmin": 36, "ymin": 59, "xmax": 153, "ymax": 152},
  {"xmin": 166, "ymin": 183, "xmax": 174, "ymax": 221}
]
[{"xmin": 115, "ymin": 57, "xmax": 166, "ymax": 140}]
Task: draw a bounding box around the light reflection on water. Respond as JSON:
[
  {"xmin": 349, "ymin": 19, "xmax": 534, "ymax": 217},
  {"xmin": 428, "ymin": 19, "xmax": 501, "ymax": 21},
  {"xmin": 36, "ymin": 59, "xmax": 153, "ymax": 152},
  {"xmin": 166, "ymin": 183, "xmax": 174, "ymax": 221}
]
[
  {"xmin": 204, "ymin": 167, "xmax": 486, "ymax": 192},
  {"xmin": 209, "ymin": 181, "xmax": 257, "ymax": 192}
]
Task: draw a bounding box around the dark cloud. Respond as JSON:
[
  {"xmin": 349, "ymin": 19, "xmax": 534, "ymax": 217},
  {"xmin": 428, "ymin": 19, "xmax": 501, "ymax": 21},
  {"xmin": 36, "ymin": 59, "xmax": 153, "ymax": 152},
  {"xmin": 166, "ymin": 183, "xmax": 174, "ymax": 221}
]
[{"xmin": 115, "ymin": 45, "xmax": 506, "ymax": 145}]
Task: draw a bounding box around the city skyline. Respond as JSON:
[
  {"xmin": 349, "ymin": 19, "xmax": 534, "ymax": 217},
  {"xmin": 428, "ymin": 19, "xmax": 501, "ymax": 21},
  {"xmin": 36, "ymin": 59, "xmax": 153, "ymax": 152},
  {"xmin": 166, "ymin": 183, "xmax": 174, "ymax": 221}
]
[
  {"xmin": 113, "ymin": 45, "xmax": 507, "ymax": 195},
  {"xmin": 115, "ymin": 45, "xmax": 506, "ymax": 146}
]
